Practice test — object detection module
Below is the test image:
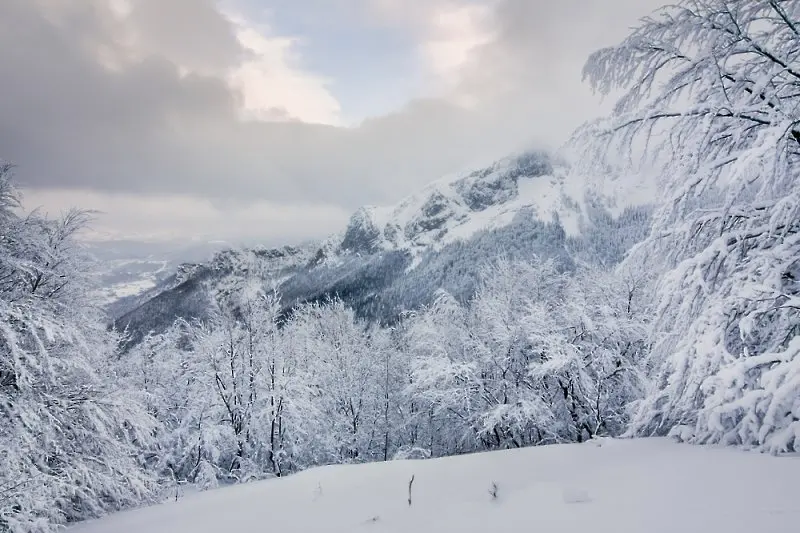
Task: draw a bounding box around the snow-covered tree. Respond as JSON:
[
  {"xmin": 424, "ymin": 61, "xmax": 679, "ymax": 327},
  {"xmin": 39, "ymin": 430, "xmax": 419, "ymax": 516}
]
[
  {"xmin": 541, "ymin": 264, "xmax": 650, "ymax": 440},
  {"xmin": 404, "ymin": 290, "xmax": 480, "ymax": 455},
  {"xmin": 469, "ymin": 259, "xmax": 568, "ymax": 447},
  {"xmin": 238, "ymin": 285, "xmax": 309, "ymax": 476},
  {"xmin": 0, "ymin": 163, "xmax": 156, "ymax": 531},
  {"xmin": 182, "ymin": 284, "xmax": 288, "ymax": 481},
  {"xmin": 119, "ymin": 321, "xmax": 217, "ymax": 487},
  {"xmin": 580, "ymin": 0, "xmax": 800, "ymax": 451},
  {"xmin": 405, "ymin": 258, "xmax": 647, "ymax": 454},
  {"xmin": 285, "ymin": 301, "xmax": 396, "ymax": 464}
]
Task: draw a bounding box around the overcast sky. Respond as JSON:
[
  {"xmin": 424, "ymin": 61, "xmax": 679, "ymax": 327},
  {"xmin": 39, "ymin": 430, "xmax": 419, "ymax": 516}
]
[{"xmin": 2, "ymin": 0, "xmax": 665, "ymax": 245}]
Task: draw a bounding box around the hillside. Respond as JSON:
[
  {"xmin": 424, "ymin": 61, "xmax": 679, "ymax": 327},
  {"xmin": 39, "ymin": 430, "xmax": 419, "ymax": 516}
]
[
  {"xmin": 113, "ymin": 245, "xmax": 315, "ymax": 347},
  {"xmin": 69, "ymin": 438, "xmax": 800, "ymax": 533},
  {"xmin": 112, "ymin": 149, "xmax": 654, "ymax": 340}
]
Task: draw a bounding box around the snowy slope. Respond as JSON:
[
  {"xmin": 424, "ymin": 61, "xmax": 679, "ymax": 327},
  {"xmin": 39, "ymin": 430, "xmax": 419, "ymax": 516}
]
[
  {"xmin": 326, "ymin": 150, "xmax": 655, "ymax": 264},
  {"xmin": 70, "ymin": 439, "xmax": 799, "ymax": 533}
]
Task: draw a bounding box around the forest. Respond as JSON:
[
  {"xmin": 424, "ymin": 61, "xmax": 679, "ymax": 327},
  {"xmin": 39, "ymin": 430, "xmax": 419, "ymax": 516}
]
[{"xmin": 2, "ymin": 1, "xmax": 799, "ymax": 531}]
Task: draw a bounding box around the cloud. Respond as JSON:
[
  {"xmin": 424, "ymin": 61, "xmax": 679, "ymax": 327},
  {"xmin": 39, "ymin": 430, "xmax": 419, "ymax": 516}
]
[
  {"xmin": 229, "ymin": 19, "xmax": 343, "ymax": 125},
  {"xmin": 450, "ymin": 0, "xmax": 669, "ymax": 143},
  {"xmin": 420, "ymin": 3, "xmax": 495, "ymax": 97},
  {"xmin": 361, "ymin": 0, "xmax": 494, "ymax": 92},
  {"xmin": 126, "ymin": 0, "xmax": 242, "ymax": 73},
  {"xmin": 3, "ymin": 0, "xmax": 667, "ymax": 243},
  {"xmin": 23, "ymin": 188, "xmax": 350, "ymax": 245}
]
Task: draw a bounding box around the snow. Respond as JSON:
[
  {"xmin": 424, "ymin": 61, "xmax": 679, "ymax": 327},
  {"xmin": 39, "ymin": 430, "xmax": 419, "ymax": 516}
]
[
  {"xmin": 349, "ymin": 153, "xmax": 656, "ymax": 264},
  {"xmin": 97, "ymin": 278, "xmax": 159, "ymax": 304},
  {"xmin": 446, "ymin": 172, "xmax": 567, "ymax": 239},
  {"xmin": 357, "ymin": 170, "xmax": 562, "ymax": 258},
  {"xmin": 353, "ymin": 155, "xmax": 558, "ymax": 255},
  {"xmin": 70, "ymin": 438, "xmax": 799, "ymax": 533},
  {"xmin": 93, "ymin": 258, "xmax": 171, "ymax": 305}
]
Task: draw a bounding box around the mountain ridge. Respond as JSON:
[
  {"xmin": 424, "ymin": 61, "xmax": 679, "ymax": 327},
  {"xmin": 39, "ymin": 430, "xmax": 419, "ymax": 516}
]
[{"xmin": 111, "ymin": 149, "xmax": 654, "ymax": 344}]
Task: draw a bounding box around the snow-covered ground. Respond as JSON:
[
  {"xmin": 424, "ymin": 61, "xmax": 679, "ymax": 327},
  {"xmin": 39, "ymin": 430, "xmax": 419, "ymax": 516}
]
[{"xmin": 71, "ymin": 438, "xmax": 799, "ymax": 533}]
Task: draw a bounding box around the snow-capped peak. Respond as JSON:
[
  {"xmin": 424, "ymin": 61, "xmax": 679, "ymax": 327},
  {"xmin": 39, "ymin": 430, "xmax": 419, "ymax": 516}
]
[
  {"xmin": 330, "ymin": 148, "xmax": 657, "ymax": 262},
  {"xmin": 332, "ymin": 151, "xmax": 573, "ymax": 259}
]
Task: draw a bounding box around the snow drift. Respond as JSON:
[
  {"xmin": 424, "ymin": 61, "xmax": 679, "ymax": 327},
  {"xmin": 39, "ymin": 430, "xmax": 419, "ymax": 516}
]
[{"xmin": 70, "ymin": 438, "xmax": 799, "ymax": 533}]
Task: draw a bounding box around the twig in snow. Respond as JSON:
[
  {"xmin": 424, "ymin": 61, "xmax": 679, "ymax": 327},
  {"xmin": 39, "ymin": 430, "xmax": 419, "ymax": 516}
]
[{"xmin": 488, "ymin": 481, "xmax": 498, "ymax": 501}]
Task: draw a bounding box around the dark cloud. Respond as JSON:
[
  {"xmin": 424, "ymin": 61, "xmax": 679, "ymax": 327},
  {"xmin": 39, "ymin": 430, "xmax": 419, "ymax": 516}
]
[
  {"xmin": 2, "ymin": 0, "xmax": 666, "ymax": 231},
  {"xmin": 127, "ymin": 0, "xmax": 242, "ymax": 72},
  {"xmin": 1, "ymin": 0, "xmax": 525, "ymax": 211}
]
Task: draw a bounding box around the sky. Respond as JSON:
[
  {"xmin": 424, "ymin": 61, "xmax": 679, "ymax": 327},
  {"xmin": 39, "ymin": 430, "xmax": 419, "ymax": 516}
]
[{"xmin": 1, "ymin": 0, "xmax": 666, "ymax": 246}]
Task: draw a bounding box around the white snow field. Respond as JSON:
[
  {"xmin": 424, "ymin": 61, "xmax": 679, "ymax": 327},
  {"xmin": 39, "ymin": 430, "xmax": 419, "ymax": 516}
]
[{"xmin": 71, "ymin": 439, "xmax": 799, "ymax": 533}]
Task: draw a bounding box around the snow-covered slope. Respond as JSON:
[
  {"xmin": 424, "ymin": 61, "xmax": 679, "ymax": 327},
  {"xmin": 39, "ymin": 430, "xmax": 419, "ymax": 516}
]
[
  {"xmin": 323, "ymin": 150, "xmax": 655, "ymax": 263},
  {"xmin": 70, "ymin": 439, "xmax": 798, "ymax": 533}
]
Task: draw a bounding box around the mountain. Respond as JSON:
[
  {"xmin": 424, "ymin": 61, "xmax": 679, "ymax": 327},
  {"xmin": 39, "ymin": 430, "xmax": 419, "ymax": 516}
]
[
  {"xmin": 111, "ymin": 149, "xmax": 654, "ymax": 344},
  {"xmin": 328, "ymin": 148, "xmax": 654, "ymax": 259},
  {"xmin": 112, "ymin": 245, "xmax": 316, "ymax": 347},
  {"xmin": 324, "ymin": 150, "xmax": 561, "ymax": 258}
]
